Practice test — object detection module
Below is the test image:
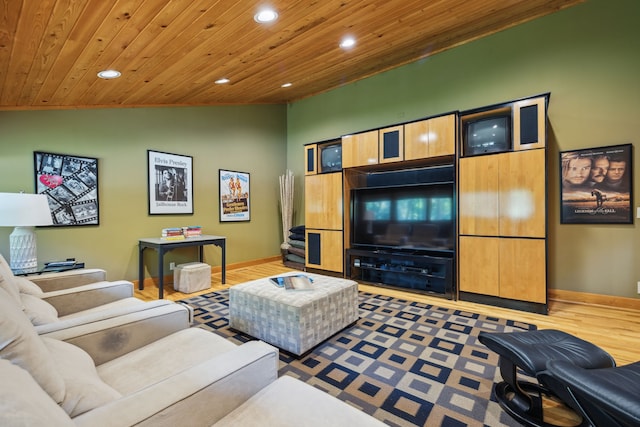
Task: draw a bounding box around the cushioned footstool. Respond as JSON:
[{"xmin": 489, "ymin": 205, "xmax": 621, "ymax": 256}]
[
  {"xmin": 212, "ymin": 375, "xmax": 386, "ymax": 426},
  {"xmin": 478, "ymin": 329, "xmax": 616, "ymax": 427},
  {"xmin": 229, "ymin": 273, "xmax": 359, "ymax": 355},
  {"xmin": 173, "ymin": 262, "xmax": 211, "ymax": 293}
]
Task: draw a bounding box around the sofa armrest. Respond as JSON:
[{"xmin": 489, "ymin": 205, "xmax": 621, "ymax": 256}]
[
  {"xmin": 41, "ymin": 303, "xmax": 191, "ymax": 365},
  {"xmin": 72, "ymin": 341, "xmax": 279, "ymax": 427},
  {"xmin": 28, "ymin": 269, "xmax": 108, "ymax": 292},
  {"xmin": 42, "ymin": 280, "xmax": 134, "ymax": 316},
  {"xmin": 34, "ymin": 299, "xmax": 180, "ymax": 335}
]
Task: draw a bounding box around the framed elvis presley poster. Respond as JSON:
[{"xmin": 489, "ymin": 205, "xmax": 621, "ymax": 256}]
[
  {"xmin": 147, "ymin": 150, "xmax": 193, "ymax": 215},
  {"xmin": 560, "ymin": 143, "xmax": 633, "ymax": 224}
]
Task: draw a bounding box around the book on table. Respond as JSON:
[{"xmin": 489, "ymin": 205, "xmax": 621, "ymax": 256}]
[{"xmin": 269, "ymin": 274, "xmax": 314, "ymax": 290}]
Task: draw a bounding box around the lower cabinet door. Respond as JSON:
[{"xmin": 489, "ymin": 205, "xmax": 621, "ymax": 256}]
[
  {"xmin": 306, "ymin": 229, "xmax": 343, "ymax": 273},
  {"xmin": 458, "ymin": 236, "xmax": 500, "ymax": 297},
  {"xmin": 459, "ymin": 236, "xmax": 546, "ymax": 304},
  {"xmin": 499, "ymin": 238, "xmax": 546, "ymax": 303}
]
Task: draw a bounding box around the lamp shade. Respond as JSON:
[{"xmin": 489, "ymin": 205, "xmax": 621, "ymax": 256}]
[{"xmin": 0, "ymin": 193, "xmax": 53, "ymax": 226}]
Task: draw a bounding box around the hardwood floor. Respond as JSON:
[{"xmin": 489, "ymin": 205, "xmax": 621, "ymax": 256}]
[{"xmin": 134, "ymin": 259, "xmax": 640, "ymax": 366}]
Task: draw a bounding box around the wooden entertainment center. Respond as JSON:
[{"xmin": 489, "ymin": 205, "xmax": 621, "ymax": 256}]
[{"xmin": 304, "ymin": 93, "xmax": 549, "ymax": 314}]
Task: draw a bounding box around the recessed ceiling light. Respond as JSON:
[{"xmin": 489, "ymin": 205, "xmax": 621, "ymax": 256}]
[
  {"xmin": 254, "ymin": 8, "xmax": 278, "ymax": 23},
  {"xmin": 340, "ymin": 37, "xmax": 356, "ymax": 49},
  {"xmin": 97, "ymin": 69, "xmax": 121, "ymax": 79},
  {"xmin": 215, "ymin": 78, "xmax": 230, "ymax": 84},
  {"xmin": 281, "ymin": 82, "xmax": 292, "ymax": 88}
]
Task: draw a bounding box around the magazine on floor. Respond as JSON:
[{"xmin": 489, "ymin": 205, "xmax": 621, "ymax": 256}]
[{"xmin": 269, "ymin": 274, "xmax": 314, "ymax": 290}]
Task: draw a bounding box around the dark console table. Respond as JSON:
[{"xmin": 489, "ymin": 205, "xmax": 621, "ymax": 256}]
[{"xmin": 138, "ymin": 235, "xmax": 226, "ymax": 299}]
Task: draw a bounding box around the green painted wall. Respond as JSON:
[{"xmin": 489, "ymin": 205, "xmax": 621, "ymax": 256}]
[
  {"xmin": 286, "ymin": 0, "xmax": 640, "ymax": 298},
  {"xmin": 1, "ymin": 0, "xmax": 638, "ymax": 299},
  {"xmin": 0, "ymin": 105, "xmax": 287, "ymax": 282}
]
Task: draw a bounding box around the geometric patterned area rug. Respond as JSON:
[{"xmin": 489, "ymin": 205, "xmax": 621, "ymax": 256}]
[{"xmin": 179, "ymin": 290, "xmax": 536, "ymax": 427}]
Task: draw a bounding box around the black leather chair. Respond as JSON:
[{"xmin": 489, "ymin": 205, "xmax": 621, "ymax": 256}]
[
  {"xmin": 541, "ymin": 360, "xmax": 640, "ymax": 427},
  {"xmin": 478, "ymin": 330, "xmax": 616, "ymax": 427}
]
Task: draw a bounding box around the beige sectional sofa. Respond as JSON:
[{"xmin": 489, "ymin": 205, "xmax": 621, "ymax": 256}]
[
  {"xmin": 0, "ymin": 255, "xmax": 385, "ymax": 426},
  {"xmin": 1, "ymin": 284, "xmax": 385, "ymax": 426},
  {"xmin": 0, "ymin": 285, "xmax": 279, "ymax": 426}
]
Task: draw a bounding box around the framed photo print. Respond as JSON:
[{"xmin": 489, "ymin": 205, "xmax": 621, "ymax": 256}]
[
  {"xmin": 560, "ymin": 143, "xmax": 633, "ymax": 224},
  {"xmin": 34, "ymin": 151, "xmax": 99, "ymax": 226},
  {"xmin": 147, "ymin": 150, "xmax": 193, "ymax": 215},
  {"xmin": 219, "ymin": 169, "xmax": 250, "ymax": 222}
]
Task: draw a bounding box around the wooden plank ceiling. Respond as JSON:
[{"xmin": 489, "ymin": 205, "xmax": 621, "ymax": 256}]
[{"xmin": 0, "ymin": 0, "xmax": 583, "ymax": 110}]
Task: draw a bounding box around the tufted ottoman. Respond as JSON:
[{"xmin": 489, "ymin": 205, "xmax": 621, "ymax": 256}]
[
  {"xmin": 229, "ymin": 273, "xmax": 359, "ymax": 355},
  {"xmin": 478, "ymin": 329, "xmax": 616, "ymax": 427}
]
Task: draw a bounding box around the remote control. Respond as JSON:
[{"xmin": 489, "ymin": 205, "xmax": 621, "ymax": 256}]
[{"xmin": 45, "ymin": 260, "xmax": 76, "ymax": 268}]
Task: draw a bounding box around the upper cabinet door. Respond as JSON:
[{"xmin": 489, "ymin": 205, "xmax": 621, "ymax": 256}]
[
  {"xmin": 404, "ymin": 119, "xmax": 430, "ymax": 160},
  {"xmin": 459, "ymin": 155, "xmax": 500, "ymax": 236},
  {"xmin": 305, "ymin": 144, "xmax": 317, "ymax": 175},
  {"xmin": 379, "ymin": 125, "xmax": 404, "ymax": 163},
  {"xmin": 405, "ymin": 114, "xmax": 455, "ymax": 160},
  {"xmin": 460, "ymin": 151, "xmax": 545, "ymax": 238},
  {"xmin": 342, "ymin": 130, "xmax": 378, "ymax": 168},
  {"xmin": 499, "ymin": 149, "xmax": 546, "ymax": 238},
  {"xmin": 304, "ymin": 172, "xmax": 343, "ymax": 230},
  {"xmin": 428, "ymin": 114, "xmax": 456, "ymax": 157},
  {"xmin": 513, "ymin": 96, "xmax": 547, "ymax": 151}
]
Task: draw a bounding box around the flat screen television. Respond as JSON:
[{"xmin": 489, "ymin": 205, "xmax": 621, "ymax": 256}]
[
  {"xmin": 463, "ymin": 114, "xmax": 512, "ymax": 156},
  {"xmin": 319, "ymin": 143, "xmax": 342, "ymax": 172},
  {"xmin": 351, "ymin": 183, "xmax": 454, "ymax": 252}
]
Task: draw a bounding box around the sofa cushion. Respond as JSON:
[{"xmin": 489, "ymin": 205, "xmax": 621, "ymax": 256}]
[
  {"xmin": 0, "ymin": 287, "xmax": 66, "ymax": 403},
  {"xmin": 286, "ymin": 246, "xmax": 305, "ymax": 258},
  {"xmin": 285, "ymin": 253, "xmax": 305, "ymax": 264},
  {"xmin": 289, "ymin": 225, "xmax": 305, "ymax": 234},
  {"xmin": 15, "ymin": 276, "xmax": 44, "ymax": 296},
  {"xmin": 20, "ymin": 293, "xmax": 59, "ymax": 325},
  {"xmin": 288, "ymin": 239, "xmax": 305, "ymax": 249},
  {"xmin": 0, "ymin": 252, "xmax": 15, "ymax": 279},
  {"xmin": 0, "ymin": 262, "xmax": 22, "ymax": 306},
  {"xmin": 43, "ymin": 337, "xmax": 122, "ymax": 417},
  {"xmin": 59, "ymin": 296, "xmax": 144, "ymax": 321},
  {"xmin": 288, "ymin": 232, "xmax": 305, "ymax": 241},
  {"xmin": 0, "ymin": 359, "xmax": 74, "ymax": 427},
  {"xmin": 97, "ymin": 327, "xmax": 237, "ymax": 395},
  {"xmin": 213, "ymin": 375, "xmax": 386, "ymax": 427}
]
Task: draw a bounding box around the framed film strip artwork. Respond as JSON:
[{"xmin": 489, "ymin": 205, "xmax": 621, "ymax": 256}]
[{"xmin": 34, "ymin": 151, "xmax": 99, "ymax": 226}]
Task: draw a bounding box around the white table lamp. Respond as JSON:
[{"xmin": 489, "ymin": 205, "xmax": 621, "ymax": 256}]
[{"xmin": 0, "ymin": 192, "xmax": 53, "ymax": 273}]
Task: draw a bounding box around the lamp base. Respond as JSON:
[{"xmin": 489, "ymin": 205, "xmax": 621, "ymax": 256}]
[{"xmin": 9, "ymin": 226, "xmax": 38, "ymax": 274}]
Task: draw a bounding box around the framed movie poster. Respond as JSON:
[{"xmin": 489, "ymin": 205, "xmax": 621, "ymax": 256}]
[
  {"xmin": 147, "ymin": 150, "xmax": 193, "ymax": 215},
  {"xmin": 560, "ymin": 143, "xmax": 633, "ymax": 224},
  {"xmin": 34, "ymin": 151, "xmax": 99, "ymax": 226},
  {"xmin": 219, "ymin": 169, "xmax": 250, "ymax": 222}
]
